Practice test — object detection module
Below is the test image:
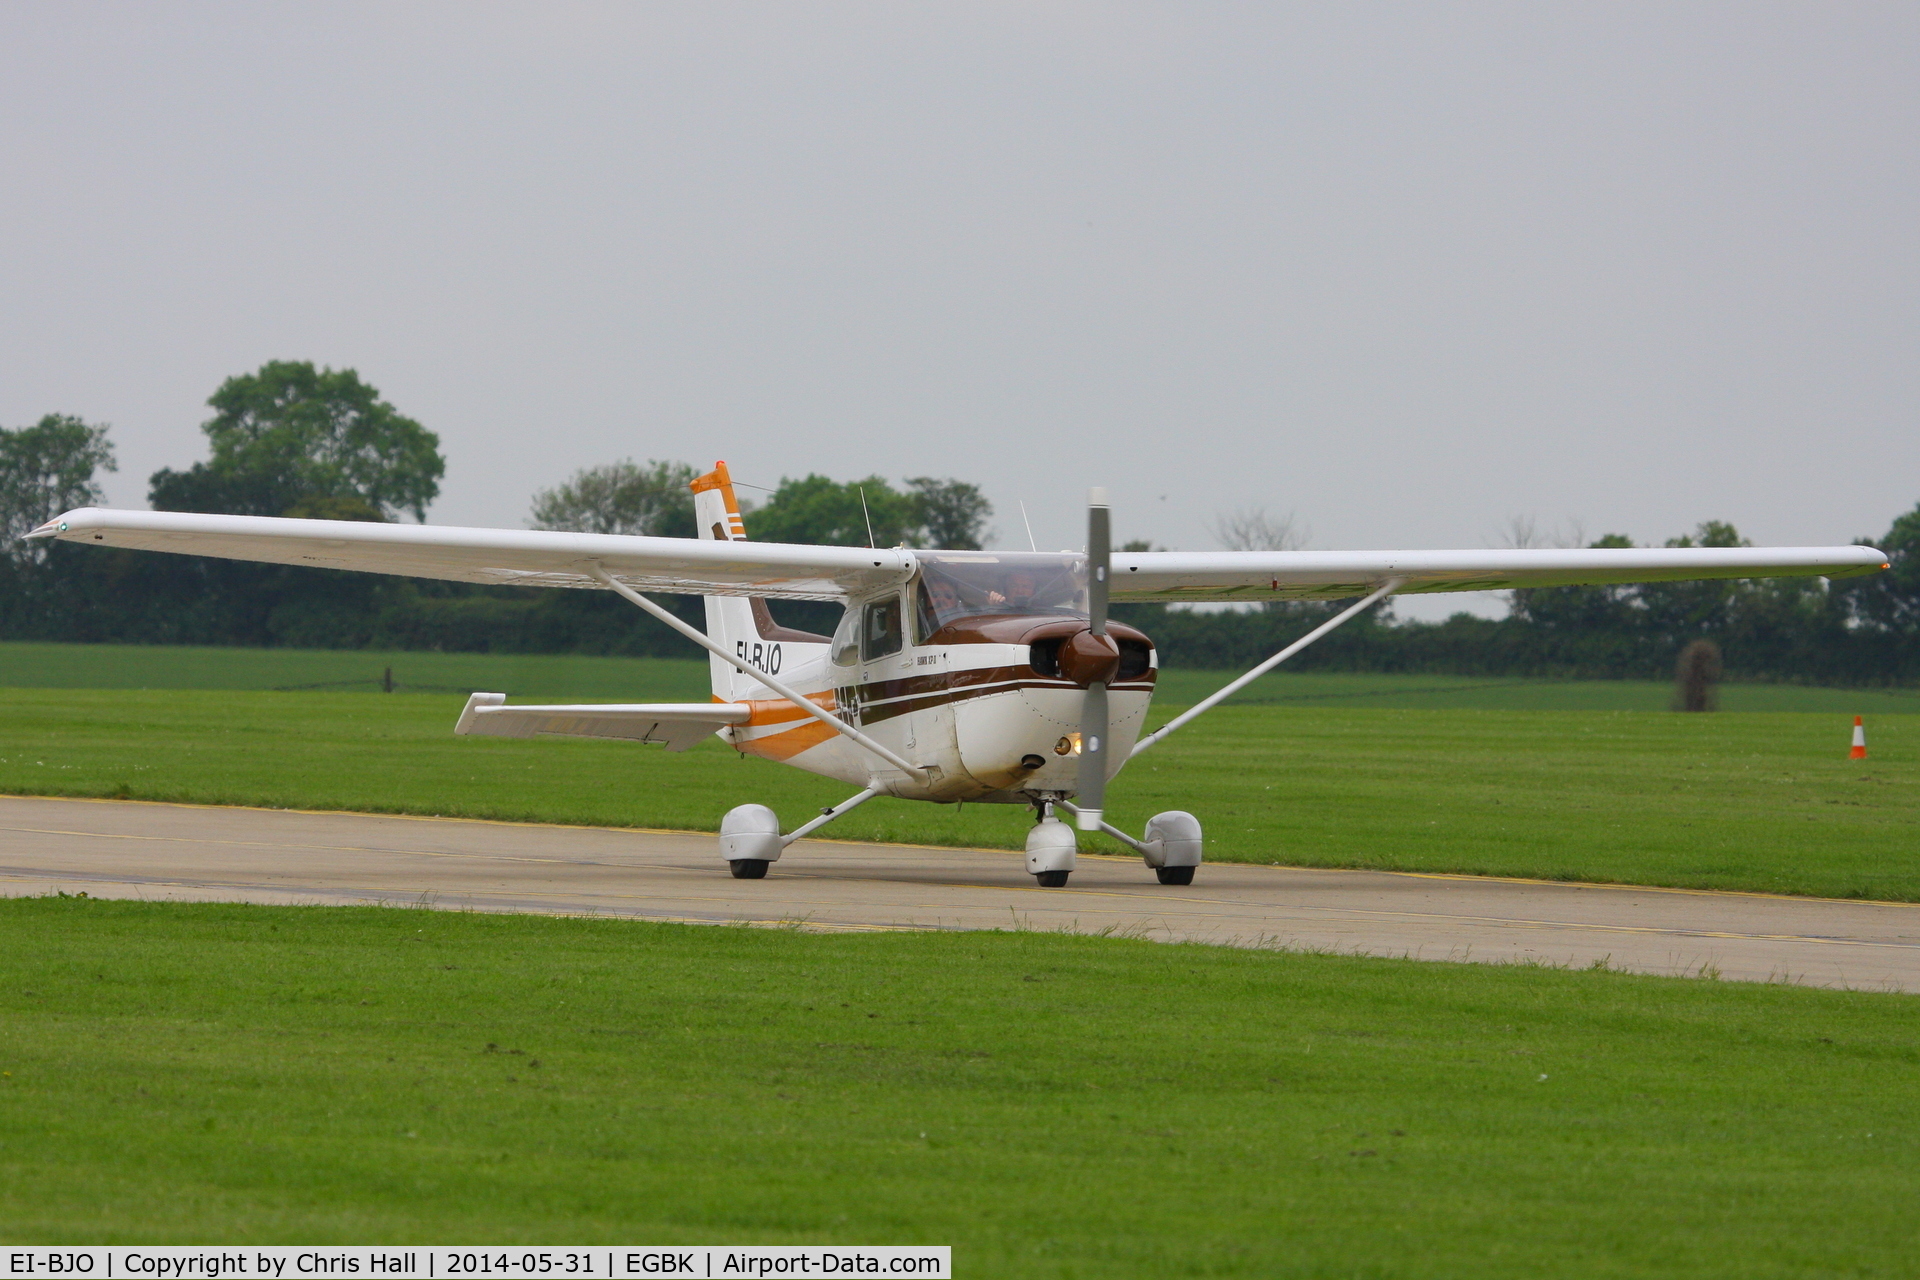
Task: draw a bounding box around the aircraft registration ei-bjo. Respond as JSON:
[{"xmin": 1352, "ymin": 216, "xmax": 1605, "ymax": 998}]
[{"xmin": 30, "ymin": 464, "xmax": 1889, "ymax": 888}]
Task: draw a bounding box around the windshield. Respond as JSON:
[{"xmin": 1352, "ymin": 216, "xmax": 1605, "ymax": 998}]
[{"xmin": 916, "ymin": 552, "xmax": 1088, "ymax": 631}]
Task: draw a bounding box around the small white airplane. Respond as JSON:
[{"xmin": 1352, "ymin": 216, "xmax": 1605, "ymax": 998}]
[{"xmin": 32, "ymin": 463, "xmax": 1887, "ymax": 888}]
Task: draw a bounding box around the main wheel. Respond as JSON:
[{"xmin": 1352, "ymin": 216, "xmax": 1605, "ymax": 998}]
[
  {"xmin": 1155, "ymin": 865, "xmax": 1195, "ymax": 885},
  {"xmin": 1034, "ymin": 869, "xmax": 1071, "ymax": 888},
  {"xmin": 729, "ymin": 859, "xmax": 770, "ymax": 880}
]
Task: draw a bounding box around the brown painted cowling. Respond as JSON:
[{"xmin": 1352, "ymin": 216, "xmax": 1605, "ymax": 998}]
[
  {"xmin": 1056, "ymin": 629, "xmax": 1121, "ymax": 687},
  {"xmin": 924, "ymin": 614, "xmax": 1156, "ymax": 690}
]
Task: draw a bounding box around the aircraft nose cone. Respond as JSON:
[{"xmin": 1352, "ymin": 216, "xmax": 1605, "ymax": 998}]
[{"xmin": 1057, "ymin": 628, "xmax": 1121, "ymax": 687}]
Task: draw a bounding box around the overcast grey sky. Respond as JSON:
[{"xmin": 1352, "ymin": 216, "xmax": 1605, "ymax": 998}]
[{"xmin": 3, "ymin": 2, "xmax": 1915, "ymax": 619}]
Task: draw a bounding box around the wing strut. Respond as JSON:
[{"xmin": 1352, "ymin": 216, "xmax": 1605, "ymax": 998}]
[
  {"xmin": 585, "ymin": 563, "xmax": 926, "ymax": 781},
  {"xmin": 1129, "ymin": 578, "xmax": 1402, "ymax": 759},
  {"xmin": 780, "ymin": 786, "xmax": 881, "ymax": 847}
]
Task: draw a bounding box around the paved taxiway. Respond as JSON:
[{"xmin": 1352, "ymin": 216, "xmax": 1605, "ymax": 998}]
[{"xmin": 2, "ymin": 794, "xmax": 1916, "ymax": 991}]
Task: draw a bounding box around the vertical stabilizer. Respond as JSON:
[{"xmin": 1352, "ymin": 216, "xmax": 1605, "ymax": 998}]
[{"xmin": 691, "ymin": 462, "xmax": 757, "ymax": 701}]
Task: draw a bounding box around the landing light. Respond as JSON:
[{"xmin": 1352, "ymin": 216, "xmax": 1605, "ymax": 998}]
[{"xmin": 1055, "ymin": 734, "xmax": 1081, "ymax": 756}]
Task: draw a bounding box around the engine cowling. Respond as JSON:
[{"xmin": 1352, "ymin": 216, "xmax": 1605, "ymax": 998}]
[{"xmin": 918, "ymin": 614, "xmax": 1158, "ymax": 794}]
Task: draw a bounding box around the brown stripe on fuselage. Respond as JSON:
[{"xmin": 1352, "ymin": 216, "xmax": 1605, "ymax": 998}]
[
  {"xmin": 726, "ymin": 667, "xmax": 1153, "ymax": 761},
  {"xmin": 848, "ymin": 659, "xmax": 1155, "ymax": 707},
  {"xmin": 720, "ymin": 610, "xmax": 1157, "ymax": 758},
  {"xmin": 851, "ymin": 665, "xmax": 1155, "ymax": 726},
  {"xmin": 924, "ymin": 613, "xmax": 1155, "ymax": 648}
]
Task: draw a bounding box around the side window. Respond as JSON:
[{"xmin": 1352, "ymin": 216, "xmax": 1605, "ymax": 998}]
[
  {"xmin": 861, "ymin": 596, "xmax": 903, "ymax": 662},
  {"xmin": 914, "ymin": 582, "xmax": 942, "ymax": 644},
  {"xmin": 830, "ymin": 606, "xmax": 859, "ymax": 667}
]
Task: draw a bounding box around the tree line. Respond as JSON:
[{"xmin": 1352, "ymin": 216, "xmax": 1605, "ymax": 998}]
[
  {"xmin": 2, "ymin": 360, "xmax": 1916, "ymax": 683},
  {"xmin": 0, "ymin": 362, "xmax": 990, "ymax": 654}
]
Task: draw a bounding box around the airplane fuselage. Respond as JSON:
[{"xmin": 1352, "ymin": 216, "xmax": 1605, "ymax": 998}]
[{"xmin": 721, "ymin": 606, "xmax": 1157, "ymax": 805}]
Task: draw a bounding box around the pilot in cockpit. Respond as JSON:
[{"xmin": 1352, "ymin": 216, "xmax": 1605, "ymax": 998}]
[{"xmin": 990, "ymin": 570, "xmax": 1039, "ymax": 610}]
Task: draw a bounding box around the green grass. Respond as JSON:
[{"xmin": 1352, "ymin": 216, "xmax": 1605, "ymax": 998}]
[
  {"xmin": 1152, "ymin": 668, "xmax": 1920, "ymax": 713},
  {"xmin": 6, "ymin": 640, "xmax": 1917, "ymax": 712},
  {"xmin": 0, "ymin": 641, "xmax": 714, "ymax": 701},
  {"xmin": 1, "ymin": 688, "xmax": 1914, "ymax": 900},
  {"xmin": 1, "ymin": 898, "xmax": 1915, "ymax": 1274}
]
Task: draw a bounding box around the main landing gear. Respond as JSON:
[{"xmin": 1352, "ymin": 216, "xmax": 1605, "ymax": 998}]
[
  {"xmin": 717, "ymin": 791, "xmax": 1202, "ymax": 890},
  {"xmin": 718, "ymin": 788, "xmax": 882, "ymax": 880},
  {"xmin": 1024, "ymin": 800, "xmax": 1205, "ymax": 888}
]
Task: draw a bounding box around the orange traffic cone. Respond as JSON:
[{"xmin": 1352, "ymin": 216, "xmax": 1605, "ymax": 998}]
[{"xmin": 1850, "ymin": 716, "xmax": 1867, "ymax": 760}]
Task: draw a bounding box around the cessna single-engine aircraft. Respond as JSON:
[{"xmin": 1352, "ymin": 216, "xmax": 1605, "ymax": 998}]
[{"xmin": 31, "ymin": 463, "xmax": 1887, "ymax": 887}]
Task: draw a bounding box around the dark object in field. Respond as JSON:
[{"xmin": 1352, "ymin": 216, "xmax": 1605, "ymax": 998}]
[{"xmin": 1674, "ymin": 640, "xmax": 1722, "ymax": 712}]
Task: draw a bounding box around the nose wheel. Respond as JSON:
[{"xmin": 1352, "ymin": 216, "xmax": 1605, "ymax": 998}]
[{"xmin": 1026, "ymin": 805, "xmax": 1078, "ymax": 887}]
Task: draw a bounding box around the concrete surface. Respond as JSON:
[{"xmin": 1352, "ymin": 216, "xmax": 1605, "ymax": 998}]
[{"xmin": 2, "ymin": 794, "xmax": 1916, "ymax": 991}]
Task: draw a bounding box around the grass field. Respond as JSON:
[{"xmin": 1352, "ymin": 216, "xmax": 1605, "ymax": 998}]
[
  {"xmin": 2, "ymin": 896, "xmax": 1915, "ymax": 1275},
  {"xmin": 4, "ymin": 639, "xmax": 1918, "ymax": 713},
  {"xmin": 0, "ymin": 686, "xmax": 1913, "ymax": 900}
]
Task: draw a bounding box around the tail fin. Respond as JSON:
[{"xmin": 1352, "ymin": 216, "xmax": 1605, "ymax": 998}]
[
  {"xmin": 691, "ymin": 462, "xmax": 757, "ymax": 701},
  {"xmin": 691, "ymin": 462, "xmax": 833, "ymax": 700}
]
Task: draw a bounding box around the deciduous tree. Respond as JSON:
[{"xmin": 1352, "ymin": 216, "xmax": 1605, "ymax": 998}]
[
  {"xmin": 905, "ymin": 477, "xmax": 992, "ymax": 550},
  {"xmin": 0, "ymin": 414, "xmax": 115, "ymax": 554},
  {"xmin": 1840, "ymin": 503, "xmax": 1920, "ymax": 635},
  {"xmin": 750, "ymin": 475, "xmax": 919, "ymax": 547},
  {"xmin": 529, "ymin": 459, "xmax": 698, "ymax": 538},
  {"xmin": 149, "ymin": 361, "xmax": 442, "ymax": 521}
]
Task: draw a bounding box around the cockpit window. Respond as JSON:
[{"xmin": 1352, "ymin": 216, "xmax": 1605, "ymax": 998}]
[
  {"xmin": 914, "ymin": 582, "xmax": 943, "ymax": 645},
  {"xmin": 915, "ymin": 553, "xmax": 1088, "ymax": 631},
  {"xmin": 861, "ymin": 595, "xmax": 903, "ymax": 662},
  {"xmin": 830, "ymin": 607, "xmax": 859, "ymax": 666}
]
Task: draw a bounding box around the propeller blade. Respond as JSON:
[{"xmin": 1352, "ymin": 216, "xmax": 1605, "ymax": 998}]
[
  {"xmin": 1087, "ymin": 487, "xmax": 1110, "ymax": 635},
  {"xmin": 1076, "ymin": 681, "xmax": 1108, "ymax": 830},
  {"xmin": 1078, "ymin": 487, "xmax": 1111, "ymax": 831}
]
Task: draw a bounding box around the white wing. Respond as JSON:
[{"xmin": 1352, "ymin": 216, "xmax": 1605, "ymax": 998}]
[
  {"xmin": 27, "ymin": 507, "xmax": 1887, "ymax": 603},
  {"xmin": 1109, "ymin": 546, "xmax": 1888, "ymax": 603},
  {"xmin": 454, "ymin": 693, "xmax": 749, "ymax": 752},
  {"xmin": 27, "ymin": 508, "xmax": 913, "ymax": 601}
]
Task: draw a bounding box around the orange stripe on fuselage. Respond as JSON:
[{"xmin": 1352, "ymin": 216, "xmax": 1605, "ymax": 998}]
[
  {"xmin": 720, "ymin": 691, "xmax": 838, "ymax": 727},
  {"xmin": 736, "ymin": 716, "xmax": 841, "ymax": 762}
]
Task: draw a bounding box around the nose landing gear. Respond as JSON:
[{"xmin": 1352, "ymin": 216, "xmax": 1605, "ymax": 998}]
[{"xmin": 1025, "ymin": 803, "xmax": 1078, "ymax": 888}]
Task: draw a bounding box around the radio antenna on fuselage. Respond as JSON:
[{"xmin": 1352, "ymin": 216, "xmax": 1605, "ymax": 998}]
[
  {"xmin": 859, "ymin": 486, "xmax": 875, "ymax": 549},
  {"xmin": 1018, "ymin": 500, "xmax": 1038, "ymax": 552}
]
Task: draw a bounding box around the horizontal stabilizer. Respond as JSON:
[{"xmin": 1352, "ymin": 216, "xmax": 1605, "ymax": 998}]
[{"xmin": 454, "ymin": 693, "xmax": 750, "ymax": 752}]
